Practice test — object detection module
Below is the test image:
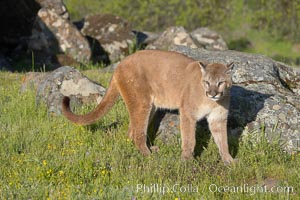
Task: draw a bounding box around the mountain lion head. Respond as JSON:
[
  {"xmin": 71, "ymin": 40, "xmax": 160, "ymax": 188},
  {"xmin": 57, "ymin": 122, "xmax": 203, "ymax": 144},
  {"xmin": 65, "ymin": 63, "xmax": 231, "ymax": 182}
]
[{"xmin": 199, "ymin": 62, "xmax": 234, "ymax": 102}]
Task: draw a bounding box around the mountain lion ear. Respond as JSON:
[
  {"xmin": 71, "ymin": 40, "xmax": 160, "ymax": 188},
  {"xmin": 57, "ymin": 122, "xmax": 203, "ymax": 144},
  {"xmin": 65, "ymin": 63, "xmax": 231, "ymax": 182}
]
[
  {"xmin": 226, "ymin": 62, "xmax": 234, "ymax": 74},
  {"xmin": 198, "ymin": 61, "xmax": 207, "ymax": 74}
]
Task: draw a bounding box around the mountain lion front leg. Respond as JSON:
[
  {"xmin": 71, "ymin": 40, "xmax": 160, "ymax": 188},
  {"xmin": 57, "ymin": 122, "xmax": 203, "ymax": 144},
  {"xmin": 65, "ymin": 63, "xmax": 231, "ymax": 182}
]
[
  {"xmin": 180, "ymin": 112, "xmax": 197, "ymax": 160},
  {"xmin": 207, "ymin": 109, "xmax": 233, "ymax": 164}
]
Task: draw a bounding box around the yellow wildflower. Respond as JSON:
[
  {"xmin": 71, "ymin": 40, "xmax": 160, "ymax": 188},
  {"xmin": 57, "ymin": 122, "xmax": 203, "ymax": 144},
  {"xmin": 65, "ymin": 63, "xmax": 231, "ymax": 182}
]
[
  {"xmin": 42, "ymin": 160, "xmax": 47, "ymax": 166},
  {"xmin": 59, "ymin": 170, "xmax": 64, "ymax": 176}
]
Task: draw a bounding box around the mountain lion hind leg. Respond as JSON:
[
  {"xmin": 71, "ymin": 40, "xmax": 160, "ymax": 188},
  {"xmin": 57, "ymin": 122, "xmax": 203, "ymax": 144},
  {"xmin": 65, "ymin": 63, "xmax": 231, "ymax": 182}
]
[
  {"xmin": 179, "ymin": 111, "xmax": 197, "ymax": 160},
  {"xmin": 116, "ymin": 76, "xmax": 153, "ymax": 156}
]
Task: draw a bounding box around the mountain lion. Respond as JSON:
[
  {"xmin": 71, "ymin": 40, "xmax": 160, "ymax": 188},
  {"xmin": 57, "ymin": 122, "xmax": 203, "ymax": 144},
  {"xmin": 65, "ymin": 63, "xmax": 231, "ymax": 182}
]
[{"xmin": 62, "ymin": 50, "xmax": 234, "ymax": 164}]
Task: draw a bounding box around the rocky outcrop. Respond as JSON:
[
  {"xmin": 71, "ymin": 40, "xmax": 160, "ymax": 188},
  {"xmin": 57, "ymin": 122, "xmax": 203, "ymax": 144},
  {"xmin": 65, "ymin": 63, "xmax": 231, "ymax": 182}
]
[
  {"xmin": 155, "ymin": 46, "xmax": 299, "ymax": 153},
  {"xmin": 36, "ymin": 66, "xmax": 106, "ymax": 115},
  {"xmin": 145, "ymin": 26, "xmax": 228, "ymax": 51},
  {"xmin": 146, "ymin": 26, "xmax": 198, "ymax": 50},
  {"xmin": 134, "ymin": 31, "xmax": 161, "ymax": 48},
  {"xmin": 80, "ymin": 14, "xmax": 135, "ymax": 63},
  {"xmin": 35, "ymin": 0, "xmax": 69, "ymax": 19},
  {"xmin": 28, "ymin": 8, "xmax": 91, "ymax": 65},
  {"xmin": 191, "ymin": 27, "xmax": 228, "ymax": 51},
  {"xmin": 21, "ymin": 72, "xmax": 47, "ymax": 92}
]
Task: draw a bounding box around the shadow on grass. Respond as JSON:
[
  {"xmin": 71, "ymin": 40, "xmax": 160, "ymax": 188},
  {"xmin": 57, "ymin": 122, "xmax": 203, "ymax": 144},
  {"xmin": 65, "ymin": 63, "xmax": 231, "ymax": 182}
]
[
  {"xmin": 89, "ymin": 121, "xmax": 121, "ymax": 133},
  {"xmin": 146, "ymin": 110, "xmax": 213, "ymax": 158}
]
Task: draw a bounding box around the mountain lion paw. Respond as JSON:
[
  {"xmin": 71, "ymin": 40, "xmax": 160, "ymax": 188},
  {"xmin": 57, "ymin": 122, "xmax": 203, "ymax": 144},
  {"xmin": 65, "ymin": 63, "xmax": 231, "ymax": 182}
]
[{"xmin": 150, "ymin": 146, "xmax": 160, "ymax": 153}]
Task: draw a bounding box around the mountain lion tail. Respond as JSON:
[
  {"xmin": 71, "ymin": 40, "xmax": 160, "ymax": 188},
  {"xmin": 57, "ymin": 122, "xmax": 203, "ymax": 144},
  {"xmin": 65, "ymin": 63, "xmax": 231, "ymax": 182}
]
[{"xmin": 62, "ymin": 77, "xmax": 120, "ymax": 125}]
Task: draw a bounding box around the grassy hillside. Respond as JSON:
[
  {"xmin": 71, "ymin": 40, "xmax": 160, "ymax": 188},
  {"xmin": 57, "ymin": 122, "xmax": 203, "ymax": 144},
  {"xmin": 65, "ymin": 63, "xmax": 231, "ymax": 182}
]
[{"xmin": 0, "ymin": 71, "xmax": 299, "ymax": 199}]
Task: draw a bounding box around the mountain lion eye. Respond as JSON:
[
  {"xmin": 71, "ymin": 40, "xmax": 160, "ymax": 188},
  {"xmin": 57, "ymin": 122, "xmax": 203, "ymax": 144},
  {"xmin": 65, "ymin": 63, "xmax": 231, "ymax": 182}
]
[
  {"xmin": 204, "ymin": 81, "xmax": 210, "ymax": 86},
  {"xmin": 217, "ymin": 81, "xmax": 225, "ymax": 87}
]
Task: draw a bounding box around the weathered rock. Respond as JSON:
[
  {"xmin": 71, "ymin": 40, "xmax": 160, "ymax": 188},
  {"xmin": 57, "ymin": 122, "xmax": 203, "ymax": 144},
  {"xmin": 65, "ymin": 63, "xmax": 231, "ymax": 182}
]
[
  {"xmin": 134, "ymin": 31, "xmax": 161, "ymax": 47},
  {"xmin": 28, "ymin": 8, "xmax": 91, "ymax": 65},
  {"xmin": 21, "ymin": 72, "xmax": 47, "ymax": 92},
  {"xmin": 145, "ymin": 26, "xmax": 228, "ymax": 52},
  {"xmin": 35, "ymin": 0, "xmax": 69, "ymax": 19},
  {"xmin": 154, "ymin": 46, "xmax": 299, "ymax": 153},
  {"xmin": 146, "ymin": 26, "xmax": 198, "ymax": 50},
  {"xmin": 80, "ymin": 14, "xmax": 135, "ymax": 63},
  {"xmin": 191, "ymin": 27, "xmax": 228, "ymax": 51},
  {"xmin": 36, "ymin": 66, "xmax": 106, "ymax": 115}
]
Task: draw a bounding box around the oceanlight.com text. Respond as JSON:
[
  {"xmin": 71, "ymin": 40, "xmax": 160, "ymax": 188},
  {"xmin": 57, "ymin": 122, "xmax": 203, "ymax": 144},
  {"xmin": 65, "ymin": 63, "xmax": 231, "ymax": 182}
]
[{"xmin": 208, "ymin": 183, "xmax": 294, "ymax": 195}]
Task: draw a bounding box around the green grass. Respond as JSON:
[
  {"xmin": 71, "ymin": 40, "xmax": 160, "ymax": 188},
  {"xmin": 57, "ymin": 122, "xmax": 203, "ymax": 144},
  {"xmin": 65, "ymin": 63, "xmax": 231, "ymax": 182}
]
[{"xmin": 0, "ymin": 71, "xmax": 299, "ymax": 199}]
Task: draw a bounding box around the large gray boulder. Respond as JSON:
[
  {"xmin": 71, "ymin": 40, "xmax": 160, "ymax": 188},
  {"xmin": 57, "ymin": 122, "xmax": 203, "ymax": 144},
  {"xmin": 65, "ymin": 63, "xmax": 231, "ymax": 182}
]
[
  {"xmin": 28, "ymin": 8, "xmax": 91, "ymax": 65},
  {"xmin": 36, "ymin": 66, "xmax": 106, "ymax": 115},
  {"xmin": 145, "ymin": 26, "xmax": 228, "ymax": 51},
  {"xmin": 134, "ymin": 31, "xmax": 161, "ymax": 48},
  {"xmin": 21, "ymin": 72, "xmax": 47, "ymax": 92},
  {"xmin": 154, "ymin": 46, "xmax": 299, "ymax": 153},
  {"xmin": 80, "ymin": 14, "xmax": 135, "ymax": 63},
  {"xmin": 146, "ymin": 26, "xmax": 198, "ymax": 50},
  {"xmin": 35, "ymin": 0, "xmax": 69, "ymax": 19},
  {"xmin": 191, "ymin": 27, "xmax": 228, "ymax": 51}
]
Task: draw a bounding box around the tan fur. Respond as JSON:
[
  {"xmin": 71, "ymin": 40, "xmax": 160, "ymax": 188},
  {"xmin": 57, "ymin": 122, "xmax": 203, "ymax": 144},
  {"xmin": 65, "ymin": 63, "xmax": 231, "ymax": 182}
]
[{"xmin": 62, "ymin": 50, "xmax": 234, "ymax": 164}]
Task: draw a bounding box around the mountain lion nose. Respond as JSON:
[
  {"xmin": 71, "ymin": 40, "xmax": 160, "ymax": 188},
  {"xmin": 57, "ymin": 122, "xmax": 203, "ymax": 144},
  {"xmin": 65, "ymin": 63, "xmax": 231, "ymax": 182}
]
[{"xmin": 208, "ymin": 91, "xmax": 217, "ymax": 97}]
